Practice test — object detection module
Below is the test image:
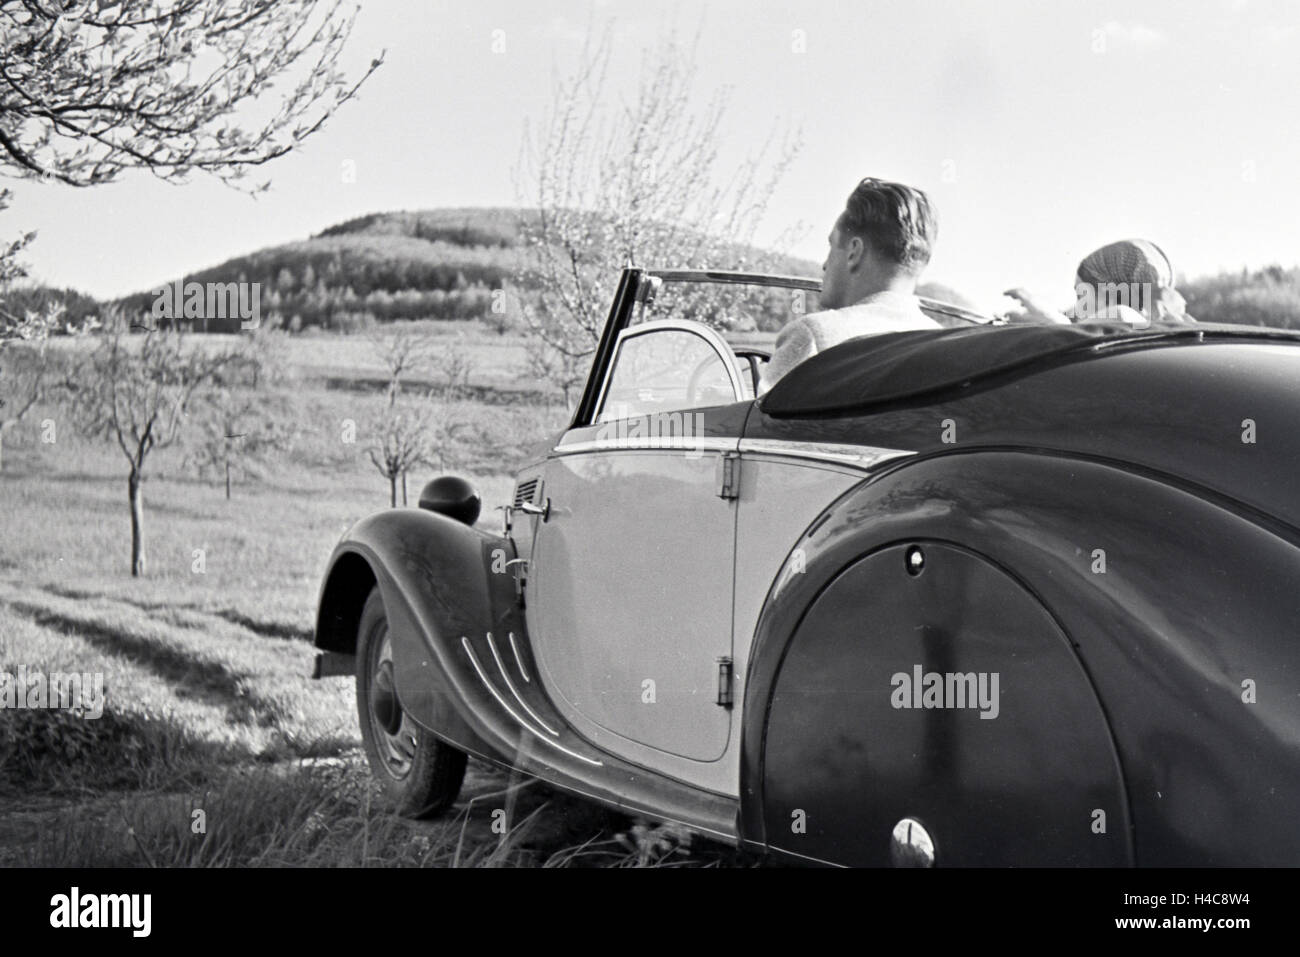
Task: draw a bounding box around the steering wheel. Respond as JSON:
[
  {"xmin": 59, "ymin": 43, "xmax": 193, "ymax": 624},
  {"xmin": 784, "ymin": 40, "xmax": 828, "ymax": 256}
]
[
  {"xmin": 686, "ymin": 354, "xmax": 720, "ymax": 407},
  {"xmin": 686, "ymin": 348, "xmax": 772, "ymax": 405}
]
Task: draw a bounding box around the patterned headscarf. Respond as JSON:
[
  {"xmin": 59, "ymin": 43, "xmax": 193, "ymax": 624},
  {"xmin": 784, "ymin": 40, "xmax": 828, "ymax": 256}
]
[{"xmin": 1075, "ymin": 239, "xmax": 1191, "ymax": 322}]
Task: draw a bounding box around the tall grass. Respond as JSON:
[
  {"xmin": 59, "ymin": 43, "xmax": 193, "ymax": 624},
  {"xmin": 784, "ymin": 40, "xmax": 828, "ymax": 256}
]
[{"xmin": 11, "ymin": 760, "xmax": 742, "ymax": 868}]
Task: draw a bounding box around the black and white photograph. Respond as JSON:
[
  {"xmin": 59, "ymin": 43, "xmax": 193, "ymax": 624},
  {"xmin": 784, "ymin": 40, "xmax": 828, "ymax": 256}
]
[{"xmin": 0, "ymin": 0, "xmax": 1295, "ymax": 933}]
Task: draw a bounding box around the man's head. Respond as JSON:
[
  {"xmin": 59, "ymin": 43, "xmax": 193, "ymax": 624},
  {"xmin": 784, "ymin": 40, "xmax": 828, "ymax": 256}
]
[{"xmin": 821, "ymin": 177, "xmax": 937, "ymax": 309}]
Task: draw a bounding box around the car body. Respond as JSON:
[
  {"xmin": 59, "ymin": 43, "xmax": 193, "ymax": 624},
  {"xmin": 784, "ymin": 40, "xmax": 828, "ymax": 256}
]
[{"xmin": 313, "ymin": 267, "xmax": 1300, "ymax": 866}]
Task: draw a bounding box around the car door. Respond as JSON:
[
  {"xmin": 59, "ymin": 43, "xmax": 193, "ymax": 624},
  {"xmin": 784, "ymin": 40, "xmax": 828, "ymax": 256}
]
[{"xmin": 526, "ymin": 321, "xmax": 746, "ymax": 769}]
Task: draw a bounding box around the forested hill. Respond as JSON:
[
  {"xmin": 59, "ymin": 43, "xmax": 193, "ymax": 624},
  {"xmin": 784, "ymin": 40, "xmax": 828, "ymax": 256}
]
[{"xmin": 114, "ymin": 207, "xmax": 820, "ymax": 333}]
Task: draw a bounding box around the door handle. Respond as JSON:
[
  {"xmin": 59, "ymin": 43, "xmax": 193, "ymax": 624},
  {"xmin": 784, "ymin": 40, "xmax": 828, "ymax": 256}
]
[{"xmin": 515, "ymin": 499, "xmax": 551, "ymax": 522}]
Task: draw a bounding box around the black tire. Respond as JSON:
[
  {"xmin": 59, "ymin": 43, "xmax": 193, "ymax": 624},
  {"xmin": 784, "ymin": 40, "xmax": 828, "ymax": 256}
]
[{"xmin": 355, "ymin": 586, "xmax": 466, "ymax": 818}]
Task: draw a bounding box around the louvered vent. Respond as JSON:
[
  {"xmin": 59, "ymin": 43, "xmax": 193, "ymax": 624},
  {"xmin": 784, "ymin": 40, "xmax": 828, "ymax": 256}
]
[{"xmin": 513, "ymin": 479, "xmax": 539, "ymax": 508}]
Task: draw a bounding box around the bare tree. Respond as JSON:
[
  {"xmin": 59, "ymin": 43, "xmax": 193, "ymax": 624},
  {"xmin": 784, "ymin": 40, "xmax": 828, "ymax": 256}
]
[
  {"xmin": 437, "ymin": 340, "xmax": 475, "ymax": 398},
  {"xmin": 0, "ymin": 297, "xmax": 86, "ymax": 469},
  {"xmin": 366, "ymin": 389, "xmax": 466, "ymax": 507},
  {"xmin": 423, "ymin": 389, "xmax": 467, "ymax": 473},
  {"xmin": 0, "ymin": 0, "xmax": 382, "ymax": 189},
  {"xmin": 0, "ymin": 340, "xmax": 42, "ymax": 467},
  {"xmin": 370, "ymin": 325, "xmax": 437, "ymax": 407},
  {"xmin": 68, "ymin": 311, "xmax": 234, "ymax": 575},
  {"xmin": 516, "ymin": 26, "xmax": 803, "ymax": 392},
  {"xmin": 236, "ymin": 312, "xmax": 292, "ymax": 389},
  {"xmin": 524, "ymin": 337, "xmax": 587, "ymax": 409},
  {"xmin": 187, "ymin": 387, "xmax": 296, "ymax": 499},
  {"xmin": 367, "ymin": 396, "xmax": 427, "ymax": 507}
]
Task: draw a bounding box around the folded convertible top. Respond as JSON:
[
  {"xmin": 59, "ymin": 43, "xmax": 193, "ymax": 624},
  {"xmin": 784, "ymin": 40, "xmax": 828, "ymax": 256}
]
[{"xmin": 758, "ymin": 321, "xmax": 1299, "ymax": 417}]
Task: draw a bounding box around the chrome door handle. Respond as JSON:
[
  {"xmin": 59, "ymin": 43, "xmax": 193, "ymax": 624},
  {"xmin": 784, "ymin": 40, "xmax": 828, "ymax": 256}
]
[{"xmin": 515, "ymin": 499, "xmax": 550, "ymax": 521}]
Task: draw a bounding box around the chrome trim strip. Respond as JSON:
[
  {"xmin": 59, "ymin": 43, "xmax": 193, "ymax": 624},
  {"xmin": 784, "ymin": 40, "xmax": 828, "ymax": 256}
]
[
  {"xmin": 551, "ymin": 435, "xmax": 911, "ymax": 467},
  {"xmin": 737, "ymin": 438, "xmax": 915, "ymax": 471},
  {"xmin": 553, "ymin": 436, "xmax": 739, "ymax": 456},
  {"xmin": 460, "ymin": 636, "xmax": 602, "ymax": 766},
  {"xmin": 507, "ymin": 631, "xmax": 531, "ymax": 683},
  {"xmin": 645, "ymin": 269, "xmax": 823, "ymax": 292},
  {"xmin": 765, "ymin": 844, "xmax": 850, "ymax": 868},
  {"xmin": 485, "ymin": 631, "xmax": 558, "ymax": 736}
]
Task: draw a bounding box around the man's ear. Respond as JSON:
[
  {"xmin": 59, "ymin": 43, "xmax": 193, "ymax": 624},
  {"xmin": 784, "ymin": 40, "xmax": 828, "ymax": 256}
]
[{"xmin": 844, "ymin": 234, "xmax": 866, "ymax": 270}]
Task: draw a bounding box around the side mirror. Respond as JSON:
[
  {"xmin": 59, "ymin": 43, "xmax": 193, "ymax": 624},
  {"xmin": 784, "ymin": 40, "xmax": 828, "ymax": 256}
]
[{"xmin": 418, "ymin": 476, "xmax": 481, "ymax": 526}]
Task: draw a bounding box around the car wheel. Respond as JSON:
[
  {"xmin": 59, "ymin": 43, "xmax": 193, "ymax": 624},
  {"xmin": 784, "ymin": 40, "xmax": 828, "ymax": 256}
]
[{"xmin": 355, "ymin": 586, "xmax": 467, "ymax": 818}]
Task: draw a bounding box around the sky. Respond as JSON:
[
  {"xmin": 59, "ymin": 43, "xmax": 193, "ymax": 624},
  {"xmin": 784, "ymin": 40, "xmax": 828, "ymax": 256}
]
[{"xmin": 5, "ymin": 0, "xmax": 1300, "ymax": 313}]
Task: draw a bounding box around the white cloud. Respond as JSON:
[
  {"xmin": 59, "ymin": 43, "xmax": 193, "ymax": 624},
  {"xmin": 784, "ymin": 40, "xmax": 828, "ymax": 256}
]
[
  {"xmin": 1101, "ymin": 20, "xmax": 1170, "ymax": 52},
  {"xmin": 543, "ymin": 16, "xmax": 591, "ymax": 44}
]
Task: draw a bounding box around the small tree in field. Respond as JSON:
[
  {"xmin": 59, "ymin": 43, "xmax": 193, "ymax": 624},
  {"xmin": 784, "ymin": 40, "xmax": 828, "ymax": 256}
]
[
  {"xmin": 437, "ymin": 341, "xmax": 475, "ymax": 398},
  {"xmin": 366, "ymin": 390, "xmax": 466, "ymax": 506},
  {"xmin": 370, "ymin": 325, "xmax": 436, "ymax": 405},
  {"xmin": 68, "ymin": 313, "xmax": 234, "ymax": 576},
  {"xmin": 366, "ymin": 396, "xmax": 423, "ymax": 508},
  {"xmin": 236, "ymin": 313, "xmax": 292, "ymax": 389},
  {"xmin": 0, "ymin": 299, "xmax": 60, "ymax": 469},
  {"xmin": 367, "ymin": 399, "xmax": 428, "ymax": 508},
  {"xmin": 524, "ymin": 337, "xmax": 588, "ymax": 409},
  {"xmin": 188, "ymin": 388, "xmax": 296, "ymax": 499},
  {"xmin": 366, "ymin": 326, "xmax": 435, "ymax": 505},
  {"xmin": 423, "ymin": 390, "xmax": 468, "ymax": 473},
  {"xmin": 516, "ymin": 27, "xmax": 803, "ymax": 397}
]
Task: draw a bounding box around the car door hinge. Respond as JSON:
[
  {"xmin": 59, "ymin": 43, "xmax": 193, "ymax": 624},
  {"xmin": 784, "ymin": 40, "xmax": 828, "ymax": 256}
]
[
  {"xmin": 716, "ymin": 656, "xmax": 734, "ymax": 708},
  {"xmin": 504, "ymin": 558, "xmax": 528, "ymax": 608},
  {"xmin": 716, "ymin": 452, "xmax": 741, "ymax": 500}
]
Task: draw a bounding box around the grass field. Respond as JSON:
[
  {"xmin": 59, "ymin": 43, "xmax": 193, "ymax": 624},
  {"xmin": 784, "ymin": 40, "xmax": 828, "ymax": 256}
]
[{"xmin": 0, "ymin": 326, "xmax": 736, "ymax": 867}]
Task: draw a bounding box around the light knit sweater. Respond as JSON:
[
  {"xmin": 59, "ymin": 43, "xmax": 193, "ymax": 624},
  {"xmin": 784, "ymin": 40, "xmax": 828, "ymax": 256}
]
[{"xmin": 757, "ymin": 290, "xmax": 941, "ymax": 394}]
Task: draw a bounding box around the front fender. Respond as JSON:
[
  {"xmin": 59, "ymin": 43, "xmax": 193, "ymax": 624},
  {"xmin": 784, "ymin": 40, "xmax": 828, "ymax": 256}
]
[{"xmin": 315, "ymin": 508, "xmax": 520, "ymax": 757}]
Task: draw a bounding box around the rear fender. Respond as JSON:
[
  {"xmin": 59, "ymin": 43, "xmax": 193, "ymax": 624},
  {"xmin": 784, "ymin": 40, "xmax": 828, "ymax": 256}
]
[{"xmin": 741, "ymin": 450, "xmax": 1300, "ymax": 865}]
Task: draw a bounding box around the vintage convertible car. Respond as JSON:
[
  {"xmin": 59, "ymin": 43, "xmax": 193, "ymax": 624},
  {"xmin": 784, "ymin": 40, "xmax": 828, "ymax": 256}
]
[{"xmin": 312, "ymin": 268, "xmax": 1300, "ymax": 867}]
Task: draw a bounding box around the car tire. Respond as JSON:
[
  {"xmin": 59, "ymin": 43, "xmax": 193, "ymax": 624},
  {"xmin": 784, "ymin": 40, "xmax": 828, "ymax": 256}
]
[{"xmin": 355, "ymin": 585, "xmax": 467, "ymax": 818}]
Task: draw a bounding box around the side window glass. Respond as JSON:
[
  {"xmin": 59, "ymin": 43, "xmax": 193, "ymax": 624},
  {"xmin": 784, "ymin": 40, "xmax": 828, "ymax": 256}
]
[{"xmin": 598, "ymin": 329, "xmax": 737, "ymax": 422}]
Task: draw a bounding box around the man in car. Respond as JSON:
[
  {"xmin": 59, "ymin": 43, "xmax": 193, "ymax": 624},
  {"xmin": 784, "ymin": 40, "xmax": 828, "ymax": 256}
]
[{"xmin": 758, "ymin": 177, "xmax": 942, "ymax": 394}]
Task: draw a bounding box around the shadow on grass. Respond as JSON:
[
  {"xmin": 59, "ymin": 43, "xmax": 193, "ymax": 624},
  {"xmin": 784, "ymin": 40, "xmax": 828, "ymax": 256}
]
[
  {"xmin": 0, "ymin": 703, "xmax": 248, "ymax": 801},
  {"xmin": 212, "ymin": 609, "xmax": 313, "ymax": 643},
  {"xmin": 37, "ymin": 584, "xmax": 314, "ymax": 644},
  {"xmin": 6, "ymin": 601, "xmax": 287, "ymax": 731}
]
